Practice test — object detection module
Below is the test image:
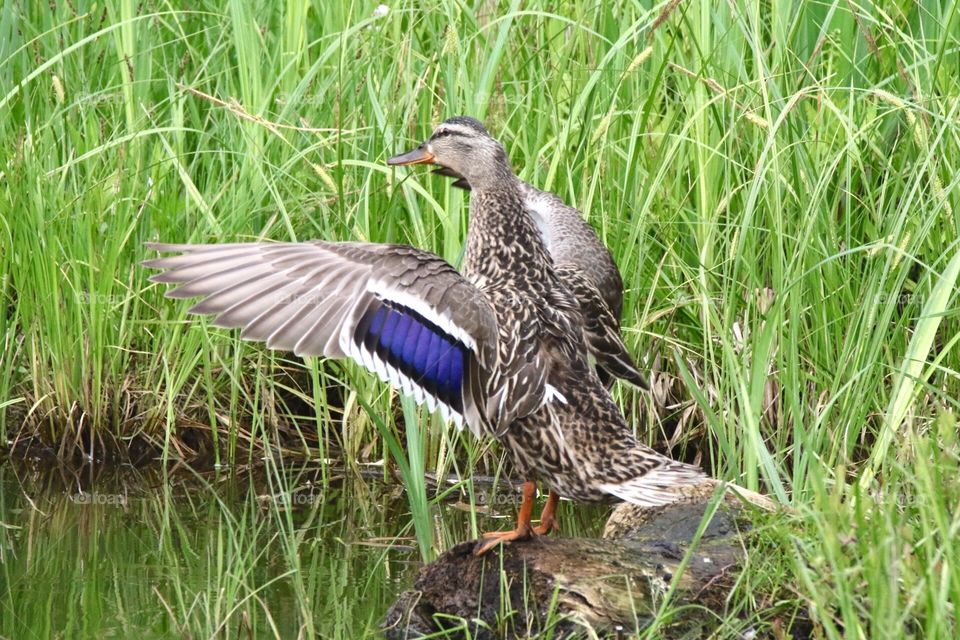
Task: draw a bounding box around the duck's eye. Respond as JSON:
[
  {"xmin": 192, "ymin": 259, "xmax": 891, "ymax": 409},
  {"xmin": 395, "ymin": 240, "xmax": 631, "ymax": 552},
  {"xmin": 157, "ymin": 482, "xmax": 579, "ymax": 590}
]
[{"xmin": 434, "ymin": 129, "xmax": 451, "ymax": 139}]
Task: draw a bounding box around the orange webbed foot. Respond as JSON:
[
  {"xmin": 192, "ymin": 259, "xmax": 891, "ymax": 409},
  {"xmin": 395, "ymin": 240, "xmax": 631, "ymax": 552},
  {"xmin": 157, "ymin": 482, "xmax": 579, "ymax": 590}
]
[
  {"xmin": 474, "ymin": 481, "xmax": 539, "ymax": 555},
  {"xmin": 531, "ymin": 517, "xmax": 558, "ymax": 536},
  {"xmin": 473, "ymin": 524, "xmax": 534, "ymax": 555},
  {"xmin": 531, "ymin": 490, "xmax": 560, "ymax": 536}
]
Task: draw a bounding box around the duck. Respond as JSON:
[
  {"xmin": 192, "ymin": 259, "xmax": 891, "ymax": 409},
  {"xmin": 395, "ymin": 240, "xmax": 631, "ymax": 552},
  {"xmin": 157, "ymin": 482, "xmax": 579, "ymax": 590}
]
[
  {"xmin": 144, "ymin": 116, "xmax": 705, "ymax": 554},
  {"xmin": 432, "ymin": 166, "xmax": 647, "ymax": 389}
]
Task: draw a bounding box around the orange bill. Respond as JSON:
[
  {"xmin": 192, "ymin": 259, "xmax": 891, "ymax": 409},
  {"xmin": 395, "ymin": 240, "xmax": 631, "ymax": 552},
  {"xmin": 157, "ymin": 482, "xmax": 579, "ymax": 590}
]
[{"xmin": 387, "ymin": 147, "xmax": 435, "ymax": 165}]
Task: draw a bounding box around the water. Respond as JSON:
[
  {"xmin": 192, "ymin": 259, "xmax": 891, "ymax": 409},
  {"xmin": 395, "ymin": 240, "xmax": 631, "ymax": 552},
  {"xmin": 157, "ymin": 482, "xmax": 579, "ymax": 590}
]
[{"xmin": 0, "ymin": 459, "xmax": 609, "ymax": 638}]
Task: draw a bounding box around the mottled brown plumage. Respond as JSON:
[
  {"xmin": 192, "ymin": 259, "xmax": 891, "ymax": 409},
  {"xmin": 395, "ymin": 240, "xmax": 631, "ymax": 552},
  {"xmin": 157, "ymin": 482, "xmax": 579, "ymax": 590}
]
[
  {"xmin": 144, "ymin": 116, "xmax": 705, "ymax": 554},
  {"xmin": 433, "ymin": 167, "xmax": 646, "ymax": 388}
]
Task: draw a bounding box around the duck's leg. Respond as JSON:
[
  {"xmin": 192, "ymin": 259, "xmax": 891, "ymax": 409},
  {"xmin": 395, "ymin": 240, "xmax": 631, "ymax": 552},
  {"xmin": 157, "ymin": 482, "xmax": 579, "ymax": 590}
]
[
  {"xmin": 532, "ymin": 490, "xmax": 560, "ymax": 535},
  {"xmin": 473, "ymin": 481, "xmax": 536, "ymax": 555}
]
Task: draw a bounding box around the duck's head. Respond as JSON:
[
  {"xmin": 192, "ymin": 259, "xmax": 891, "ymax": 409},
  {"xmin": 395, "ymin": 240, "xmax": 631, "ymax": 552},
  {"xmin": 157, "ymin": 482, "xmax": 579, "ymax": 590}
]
[{"xmin": 388, "ymin": 116, "xmax": 512, "ymax": 190}]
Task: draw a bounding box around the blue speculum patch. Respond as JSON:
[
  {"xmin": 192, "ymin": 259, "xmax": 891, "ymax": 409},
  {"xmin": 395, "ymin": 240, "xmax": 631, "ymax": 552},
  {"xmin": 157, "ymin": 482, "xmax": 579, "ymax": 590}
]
[{"xmin": 354, "ymin": 301, "xmax": 466, "ymax": 412}]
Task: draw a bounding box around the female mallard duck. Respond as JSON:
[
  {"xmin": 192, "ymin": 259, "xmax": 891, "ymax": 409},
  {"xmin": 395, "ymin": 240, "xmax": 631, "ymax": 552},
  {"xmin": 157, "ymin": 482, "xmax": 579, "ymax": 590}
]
[
  {"xmin": 433, "ymin": 164, "xmax": 646, "ymax": 389},
  {"xmin": 144, "ymin": 116, "xmax": 704, "ymax": 554}
]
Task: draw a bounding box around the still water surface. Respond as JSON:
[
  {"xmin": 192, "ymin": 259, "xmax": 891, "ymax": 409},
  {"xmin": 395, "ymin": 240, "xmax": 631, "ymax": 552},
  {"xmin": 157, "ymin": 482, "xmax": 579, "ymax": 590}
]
[{"xmin": 0, "ymin": 460, "xmax": 608, "ymax": 638}]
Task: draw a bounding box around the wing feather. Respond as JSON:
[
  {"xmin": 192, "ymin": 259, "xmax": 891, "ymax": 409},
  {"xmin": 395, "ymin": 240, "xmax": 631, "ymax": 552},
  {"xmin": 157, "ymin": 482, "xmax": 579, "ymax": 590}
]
[
  {"xmin": 145, "ymin": 241, "xmax": 501, "ymax": 436},
  {"xmin": 554, "ymin": 266, "xmax": 648, "ymax": 389}
]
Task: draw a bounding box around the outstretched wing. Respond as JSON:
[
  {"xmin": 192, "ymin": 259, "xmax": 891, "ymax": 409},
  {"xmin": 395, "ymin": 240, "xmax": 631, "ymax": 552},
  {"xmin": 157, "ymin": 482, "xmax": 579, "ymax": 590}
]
[
  {"xmin": 555, "ymin": 266, "xmax": 648, "ymax": 390},
  {"xmin": 144, "ymin": 241, "xmax": 501, "ymax": 437}
]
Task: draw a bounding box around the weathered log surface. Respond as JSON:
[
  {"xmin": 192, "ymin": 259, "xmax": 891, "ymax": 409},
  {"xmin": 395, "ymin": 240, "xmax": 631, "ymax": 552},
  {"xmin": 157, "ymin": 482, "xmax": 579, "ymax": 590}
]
[{"xmin": 384, "ymin": 482, "xmax": 788, "ymax": 639}]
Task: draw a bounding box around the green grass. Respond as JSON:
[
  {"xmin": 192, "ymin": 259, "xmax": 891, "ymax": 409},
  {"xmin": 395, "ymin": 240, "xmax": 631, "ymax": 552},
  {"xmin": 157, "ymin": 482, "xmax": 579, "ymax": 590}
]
[{"xmin": 2, "ymin": 0, "xmax": 960, "ymax": 637}]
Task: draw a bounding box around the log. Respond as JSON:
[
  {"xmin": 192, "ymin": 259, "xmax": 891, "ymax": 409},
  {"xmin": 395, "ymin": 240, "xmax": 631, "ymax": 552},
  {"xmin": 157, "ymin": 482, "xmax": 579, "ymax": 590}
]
[{"xmin": 383, "ymin": 481, "xmax": 794, "ymax": 639}]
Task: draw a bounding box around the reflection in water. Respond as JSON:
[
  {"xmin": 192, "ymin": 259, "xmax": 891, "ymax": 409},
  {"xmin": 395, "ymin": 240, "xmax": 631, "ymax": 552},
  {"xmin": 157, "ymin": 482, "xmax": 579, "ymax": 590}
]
[{"xmin": 0, "ymin": 459, "xmax": 609, "ymax": 638}]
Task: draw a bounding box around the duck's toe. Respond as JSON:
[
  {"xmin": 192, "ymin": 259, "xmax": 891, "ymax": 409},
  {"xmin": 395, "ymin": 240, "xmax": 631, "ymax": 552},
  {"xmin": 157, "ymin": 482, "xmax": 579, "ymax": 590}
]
[
  {"xmin": 531, "ymin": 516, "xmax": 558, "ymax": 536},
  {"xmin": 473, "ymin": 525, "xmax": 534, "ymax": 555}
]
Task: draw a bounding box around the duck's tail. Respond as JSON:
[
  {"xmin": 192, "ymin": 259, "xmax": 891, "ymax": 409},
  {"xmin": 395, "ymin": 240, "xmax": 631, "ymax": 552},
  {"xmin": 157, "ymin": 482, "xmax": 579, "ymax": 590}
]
[{"xmin": 598, "ymin": 459, "xmax": 707, "ymax": 507}]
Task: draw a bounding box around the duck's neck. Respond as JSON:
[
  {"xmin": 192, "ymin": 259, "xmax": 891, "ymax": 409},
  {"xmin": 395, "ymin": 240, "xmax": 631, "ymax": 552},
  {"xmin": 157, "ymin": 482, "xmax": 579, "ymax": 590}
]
[{"xmin": 462, "ymin": 177, "xmax": 554, "ymax": 285}]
